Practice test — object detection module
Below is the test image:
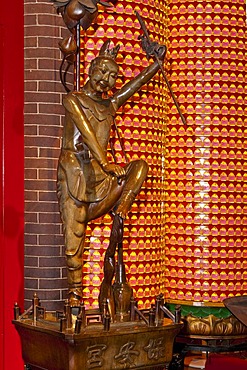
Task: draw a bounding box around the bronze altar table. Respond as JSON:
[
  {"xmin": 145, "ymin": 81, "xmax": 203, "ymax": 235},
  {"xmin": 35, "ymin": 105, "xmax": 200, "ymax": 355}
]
[{"xmin": 13, "ymin": 298, "xmax": 183, "ymax": 370}]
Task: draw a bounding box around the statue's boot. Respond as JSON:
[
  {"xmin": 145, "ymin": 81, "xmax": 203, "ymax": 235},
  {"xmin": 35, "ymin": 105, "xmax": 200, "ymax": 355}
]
[
  {"xmin": 99, "ymin": 279, "xmax": 115, "ymax": 320},
  {"xmin": 99, "ymin": 214, "xmax": 124, "ymax": 319},
  {"xmin": 67, "ymin": 266, "xmax": 83, "ymax": 307}
]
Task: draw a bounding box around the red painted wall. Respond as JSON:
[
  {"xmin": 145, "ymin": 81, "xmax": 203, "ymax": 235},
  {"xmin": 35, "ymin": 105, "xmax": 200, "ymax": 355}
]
[{"xmin": 0, "ymin": 1, "xmax": 24, "ymax": 369}]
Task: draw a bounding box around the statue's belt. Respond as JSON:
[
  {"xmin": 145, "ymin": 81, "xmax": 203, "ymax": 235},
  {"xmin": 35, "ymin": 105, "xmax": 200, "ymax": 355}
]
[{"xmin": 75, "ymin": 149, "xmax": 93, "ymax": 162}]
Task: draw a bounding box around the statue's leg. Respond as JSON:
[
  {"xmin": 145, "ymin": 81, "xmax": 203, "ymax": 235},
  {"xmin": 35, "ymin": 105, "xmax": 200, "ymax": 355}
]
[
  {"xmin": 87, "ymin": 160, "xmax": 148, "ymax": 222},
  {"xmin": 99, "ymin": 214, "xmax": 124, "ymax": 318},
  {"xmin": 66, "ymin": 227, "xmax": 86, "ymax": 306},
  {"xmin": 87, "ymin": 159, "xmax": 148, "ymax": 316},
  {"xmin": 64, "ymin": 201, "xmax": 88, "ymax": 306},
  {"xmin": 116, "ymin": 159, "xmax": 148, "ymax": 218},
  {"xmin": 57, "ymin": 167, "xmax": 88, "ymax": 306}
]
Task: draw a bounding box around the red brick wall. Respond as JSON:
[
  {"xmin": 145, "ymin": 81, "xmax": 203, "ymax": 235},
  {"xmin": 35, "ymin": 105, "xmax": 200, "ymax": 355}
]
[{"xmin": 24, "ymin": 0, "xmax": 73, "ymax": 311}]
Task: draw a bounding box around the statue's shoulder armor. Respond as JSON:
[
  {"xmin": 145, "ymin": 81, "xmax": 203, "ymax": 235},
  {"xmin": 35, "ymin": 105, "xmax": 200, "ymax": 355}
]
[{"xmin": 69, "ymin": 91, "xmax": 115, "ymax": 121}]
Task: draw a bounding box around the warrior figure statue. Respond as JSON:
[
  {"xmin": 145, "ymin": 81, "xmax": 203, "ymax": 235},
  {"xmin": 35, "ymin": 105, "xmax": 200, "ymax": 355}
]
[{"xmin": 57, "ymin": 37, "xmax": 166, "ymax": 317}]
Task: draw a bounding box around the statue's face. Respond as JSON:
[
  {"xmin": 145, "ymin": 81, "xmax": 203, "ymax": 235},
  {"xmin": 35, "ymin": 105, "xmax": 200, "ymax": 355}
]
[{"xmin": 89, "ymin": 57, "xmax": 118, "ymax": 93}]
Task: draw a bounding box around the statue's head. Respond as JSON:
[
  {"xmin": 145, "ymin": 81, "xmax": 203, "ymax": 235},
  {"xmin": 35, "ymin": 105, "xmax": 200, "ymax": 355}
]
[
  {"xmin": 88, "ymin": 40, "xmax": 120, "ymax": 93},
  {"xmin": 89, "ymin": 40, "xmax": 120, "ymax": 73}
]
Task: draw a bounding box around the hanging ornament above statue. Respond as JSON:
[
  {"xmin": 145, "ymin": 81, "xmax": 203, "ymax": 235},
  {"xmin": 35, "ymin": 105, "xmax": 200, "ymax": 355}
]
[
  {"xmin": 50, "ymin": 0, "xmax": 114, "ymax": 31},
  {"xmin": 49, "ymin": 0, "xmax": 116, "ymax": 90}
]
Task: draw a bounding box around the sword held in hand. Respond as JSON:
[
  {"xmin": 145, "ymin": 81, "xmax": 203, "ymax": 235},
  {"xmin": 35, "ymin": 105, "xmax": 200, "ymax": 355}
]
[{"xmin": 135, "ymin": 10, "xmax": 187, "ymax": 125}]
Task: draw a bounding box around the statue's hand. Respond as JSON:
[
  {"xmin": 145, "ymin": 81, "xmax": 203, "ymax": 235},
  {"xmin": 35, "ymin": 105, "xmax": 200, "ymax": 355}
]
[
  {"xmin": 139, "ymin": 36, "xmax": 167, "ymax": 61},
  {"xmin": 154, "ymin": 44, "xmax": 167, "ymax": 61},
  {"xmin": 102, "ymin": 163, "xmax": 126, "ymax": 181}
]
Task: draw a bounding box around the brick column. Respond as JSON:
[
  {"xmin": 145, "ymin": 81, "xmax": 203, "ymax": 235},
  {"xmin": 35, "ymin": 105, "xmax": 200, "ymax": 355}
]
[{"xmin": 24, "ymin": 0, "xmax": 73, "ymax": 311}]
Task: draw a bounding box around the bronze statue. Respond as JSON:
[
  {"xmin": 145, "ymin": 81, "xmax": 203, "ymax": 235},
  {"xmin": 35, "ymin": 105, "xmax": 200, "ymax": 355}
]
[{"xmin": 57, "ymin": 37, "xmax": 166, "ymax": 315}]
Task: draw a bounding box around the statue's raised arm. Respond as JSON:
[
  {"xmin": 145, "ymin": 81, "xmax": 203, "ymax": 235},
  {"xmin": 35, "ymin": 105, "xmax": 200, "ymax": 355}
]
[{"xmin": 111, "ymin": 39, "xmax": 167, "ymax": 110}]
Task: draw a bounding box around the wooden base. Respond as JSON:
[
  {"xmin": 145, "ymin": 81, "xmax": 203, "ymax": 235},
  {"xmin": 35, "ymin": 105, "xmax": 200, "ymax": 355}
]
[{"xmin": 14, "ymin": 318, "xmax": 182, "ymax": 370}]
